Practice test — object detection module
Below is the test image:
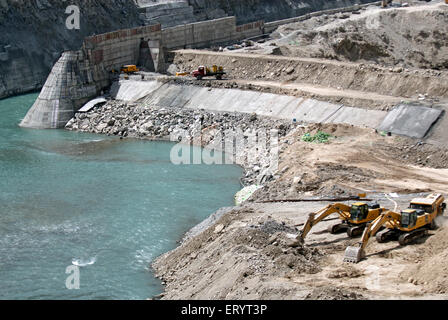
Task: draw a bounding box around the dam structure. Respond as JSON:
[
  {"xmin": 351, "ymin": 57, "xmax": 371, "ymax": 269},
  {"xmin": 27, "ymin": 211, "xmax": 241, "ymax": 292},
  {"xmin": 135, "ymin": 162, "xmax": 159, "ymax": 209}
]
[
  {"xmin": 19, "ymin": 17, "xmax": 239, "ymax": 129},
  {"xmin": 20, "ymin": 1, "xmax": 383, "ymax": 130}
]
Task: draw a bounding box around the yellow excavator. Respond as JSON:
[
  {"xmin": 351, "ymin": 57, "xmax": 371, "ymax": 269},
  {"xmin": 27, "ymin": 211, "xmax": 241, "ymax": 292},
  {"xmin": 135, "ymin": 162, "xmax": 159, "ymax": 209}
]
[
  {"xmin": 344, "ymin": 193, "xmax": 446, "ymax": 263},
  {"xmin": 297, "ymin": 200, "xmax": 388, "ymax": 241}
]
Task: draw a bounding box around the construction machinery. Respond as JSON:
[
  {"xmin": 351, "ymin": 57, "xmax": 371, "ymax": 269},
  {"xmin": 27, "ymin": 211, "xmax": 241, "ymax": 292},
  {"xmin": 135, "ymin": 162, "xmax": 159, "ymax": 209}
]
[
  {"xmin": 192, "ymin": 65, "xmax": 226, "ymax": 80},
  {"xmin": 120, "ymin": 65, "xmax": 139, "ymax": 74},
  {"xmin": 297, "ymin": 200, "xmax": 388, "ymax": 242},
  {"xmin": 344, "ymin": 193, "xmax": 446, "ymax": 263}
]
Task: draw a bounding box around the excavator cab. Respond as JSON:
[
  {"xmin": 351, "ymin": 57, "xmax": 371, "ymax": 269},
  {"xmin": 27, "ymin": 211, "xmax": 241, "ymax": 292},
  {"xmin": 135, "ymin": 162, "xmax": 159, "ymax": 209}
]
[
  {"xmin": 350, "ymin": 203, "xmax": 369, "ymax": 222},
  {"xmin": 401, "ymin": 209, "xmax": 422, "ymax": 229}
]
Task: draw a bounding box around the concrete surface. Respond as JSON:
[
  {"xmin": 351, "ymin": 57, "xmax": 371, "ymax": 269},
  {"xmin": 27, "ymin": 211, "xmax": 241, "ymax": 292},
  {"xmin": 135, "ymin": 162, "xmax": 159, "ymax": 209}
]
[
  {"xmin": 19, "ymin": 52, "xmax": 98, "ymax": 129},
  {"xmin": 377, "ymin": 104, "xmax": 443, "ymax": 139},
  {"xmin": 78, "ymin": 97, "xmax": 107, "ymax": 113},
  {"xmin": 116, "ymin": 79, "xmax": 388, "ymax": 130}
]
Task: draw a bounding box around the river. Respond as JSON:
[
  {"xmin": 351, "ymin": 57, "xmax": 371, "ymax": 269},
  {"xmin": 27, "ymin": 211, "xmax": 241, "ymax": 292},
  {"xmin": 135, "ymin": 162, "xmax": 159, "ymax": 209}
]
[{"xmin": 0, "ymin": 93, "xmax": 243, "ymax": 300}]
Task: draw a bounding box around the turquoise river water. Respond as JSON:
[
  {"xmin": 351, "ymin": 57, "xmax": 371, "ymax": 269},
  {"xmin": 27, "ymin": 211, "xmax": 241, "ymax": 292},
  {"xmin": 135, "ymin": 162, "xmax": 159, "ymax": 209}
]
[{"xmin": 0, "ymin": 93, "xmax": 243, "ymax": 300}]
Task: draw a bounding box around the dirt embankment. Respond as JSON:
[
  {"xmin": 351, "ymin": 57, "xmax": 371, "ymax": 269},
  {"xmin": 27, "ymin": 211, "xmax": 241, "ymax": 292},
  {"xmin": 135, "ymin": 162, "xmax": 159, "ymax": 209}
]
[
  {"xmin": 273, "ymin": 2, "xmax": 448, "ymax": 70},
  {"xmin": 171, "ymin": 50, "xmax": 448, "ymax": 105},
  {"xmin": 400, "ymin": 225, "xmax": 448, "ymax": 294},
  {"xmin": 252, "ymin": 123, "xmax": 448, "ymax": 201},
  {"xmin": 168, "ymin": 2, "xmax": 448, "ymax": 109}
]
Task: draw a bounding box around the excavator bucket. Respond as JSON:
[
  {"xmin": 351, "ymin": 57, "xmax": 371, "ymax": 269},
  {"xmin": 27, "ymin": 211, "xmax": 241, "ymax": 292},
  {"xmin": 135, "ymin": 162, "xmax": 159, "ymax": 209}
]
[{"xmin": 343, "ymin": 246, "xmax": 364, "ymax": 263}]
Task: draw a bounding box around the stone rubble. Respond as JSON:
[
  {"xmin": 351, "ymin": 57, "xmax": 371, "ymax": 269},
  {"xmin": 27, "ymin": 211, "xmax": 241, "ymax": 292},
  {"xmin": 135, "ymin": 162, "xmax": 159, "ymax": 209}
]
[{"xmin": 65, "ymin": 100, "xmax": 296, "ymax": 185}]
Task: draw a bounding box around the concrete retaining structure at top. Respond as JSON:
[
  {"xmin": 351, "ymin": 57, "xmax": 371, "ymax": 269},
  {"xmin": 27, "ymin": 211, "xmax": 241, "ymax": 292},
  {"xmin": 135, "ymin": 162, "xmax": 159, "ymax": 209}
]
[{"xmin": 20, "ymin": 1, "xmax": 384, "ymax": 129}]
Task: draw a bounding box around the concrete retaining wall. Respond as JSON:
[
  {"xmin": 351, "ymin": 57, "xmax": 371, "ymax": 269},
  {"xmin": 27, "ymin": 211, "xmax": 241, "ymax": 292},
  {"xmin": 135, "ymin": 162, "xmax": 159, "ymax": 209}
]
[
  {"xmin": 162, "ymin": 17, "xmax": 237, "ymax": 49},
  {"xmin": 113, "ymin": 79, "xmax": 388, "ymax": 130},
  {"xmin": 111, "ymin": 79, "xmax": 442, "ymax": 139},
  {"xmin": 235, "ymin": 21, "xmax": 265, "ymax": 40}
]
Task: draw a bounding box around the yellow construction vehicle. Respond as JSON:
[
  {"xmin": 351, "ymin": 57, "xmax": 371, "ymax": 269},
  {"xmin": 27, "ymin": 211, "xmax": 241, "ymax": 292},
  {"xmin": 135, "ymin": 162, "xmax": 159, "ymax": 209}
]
[
  {"xmin": 344, "ymin": 193, "xmax": 446, "ymax": 263},
  {"xmin": 298, "ymin": 200, "xmax": 388, "ymax": 241},
  {"xmin": 120, "ymin": 65, "xmax": 139, "ymax": 74}
]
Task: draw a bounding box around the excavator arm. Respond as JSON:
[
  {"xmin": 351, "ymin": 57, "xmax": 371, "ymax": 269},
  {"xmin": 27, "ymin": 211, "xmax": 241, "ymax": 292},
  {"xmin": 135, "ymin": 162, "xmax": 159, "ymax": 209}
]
[
  {"xmin": 298, "ymin": 203, "xmax": 351, "ymax": 241},
  {"xmin": 344, "ymin": 210, "xmax": 400, "ymax": 263}
]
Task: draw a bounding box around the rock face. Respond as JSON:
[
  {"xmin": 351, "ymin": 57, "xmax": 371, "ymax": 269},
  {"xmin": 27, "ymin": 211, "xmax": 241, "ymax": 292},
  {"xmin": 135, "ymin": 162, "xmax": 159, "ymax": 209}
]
[
  {"xmin": 0, "ymin": 0, "xmax": 141, "ymax": 100},
  {"xmin": 138, "ymin": 0, "xmax": 379, "ymax": 27}
]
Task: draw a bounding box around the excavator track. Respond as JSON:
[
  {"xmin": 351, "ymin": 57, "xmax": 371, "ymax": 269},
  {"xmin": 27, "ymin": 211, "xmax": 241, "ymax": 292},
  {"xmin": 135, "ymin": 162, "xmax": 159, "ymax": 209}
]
[
  {"xmin": 375, "ymin": 229, "xmax": 395, "ymax": 243},
  {"xmin": 398, "ymin": 229, "xmax": 428, "ymax": 246},
  {"xmin": 346, "ymin": 225, "xmax": 365, "ymax": 238},
  {"xmin": 328, "ymin": 223, "xmax": 349, "ymax": 234}
]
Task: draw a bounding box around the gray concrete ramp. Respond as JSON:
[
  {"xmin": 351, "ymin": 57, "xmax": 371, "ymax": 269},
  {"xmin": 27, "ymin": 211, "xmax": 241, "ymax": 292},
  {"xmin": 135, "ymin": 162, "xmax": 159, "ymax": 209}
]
[
  {"xmin": 327, "ymin": 106, "xmax": 386, "ymax": 128},
  {"xmin": 292, "ymin": 100, "xmax": 342, "ymax": 123},
  {"xmin": 377, "ymin": 104, "xmax": 443, "ymax": 139},
  {"xmin": 109, "ymin": 80, "xmax": 447, "ymax": 140}
]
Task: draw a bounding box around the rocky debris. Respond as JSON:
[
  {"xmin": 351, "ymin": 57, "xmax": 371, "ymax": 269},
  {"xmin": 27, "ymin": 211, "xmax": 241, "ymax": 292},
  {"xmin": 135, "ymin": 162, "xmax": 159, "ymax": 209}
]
[
  {"xmin": 305, "ymin": 287, "xmax": 365, "ymax": 300},
  {"xmin": 377, "ymin": 139, "xmax": 448, "ymax": 169},
  {"xmin": 153, "ymin": 204, "xmax": 325, "ymax": 299},
  {"xmin": 254, "ymin": 219, "xmax": 297, "ymax": 235},
  {"xmin": 66, "ymin": 100, "xmax": 295, "ymax": 185},
  {"xmin": 327, "ymin": 266, "xmax": 363, "ymax": 279}
]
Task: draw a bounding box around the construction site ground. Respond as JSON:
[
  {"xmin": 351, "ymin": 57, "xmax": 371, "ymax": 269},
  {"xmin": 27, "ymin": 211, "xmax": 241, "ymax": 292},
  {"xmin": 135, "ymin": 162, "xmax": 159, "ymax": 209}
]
[
  {"xmin": 153, "ymin": 123, "xmax": 448, "ymax": 300},
  {"xmin": 151, "ymin": 1, "xmax": 448, "ymax": 300}
]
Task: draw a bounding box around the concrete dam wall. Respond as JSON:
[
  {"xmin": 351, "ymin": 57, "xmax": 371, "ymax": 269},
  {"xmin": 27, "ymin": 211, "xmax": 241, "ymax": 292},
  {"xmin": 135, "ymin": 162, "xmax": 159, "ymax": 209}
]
[
  {"xmin": 19, "ymin": 16, "xmax": 265, "ymax": 129},
  {"xmin": 1, "ymin": 0, "xmax": 380, "ymax": 101}
]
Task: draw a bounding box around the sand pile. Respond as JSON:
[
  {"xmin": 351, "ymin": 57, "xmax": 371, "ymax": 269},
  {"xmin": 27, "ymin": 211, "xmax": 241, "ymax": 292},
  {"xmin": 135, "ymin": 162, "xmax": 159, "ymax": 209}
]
[{"xmin": 401, "ymin": 225, "xmax": 448, "ymax": 294}]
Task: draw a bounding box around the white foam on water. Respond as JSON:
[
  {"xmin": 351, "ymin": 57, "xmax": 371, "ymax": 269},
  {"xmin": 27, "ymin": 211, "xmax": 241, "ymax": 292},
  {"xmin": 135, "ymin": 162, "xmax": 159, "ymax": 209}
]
[{"xmin": 72, "ymin": 257, "xmax": 97, "ymax": 267}]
